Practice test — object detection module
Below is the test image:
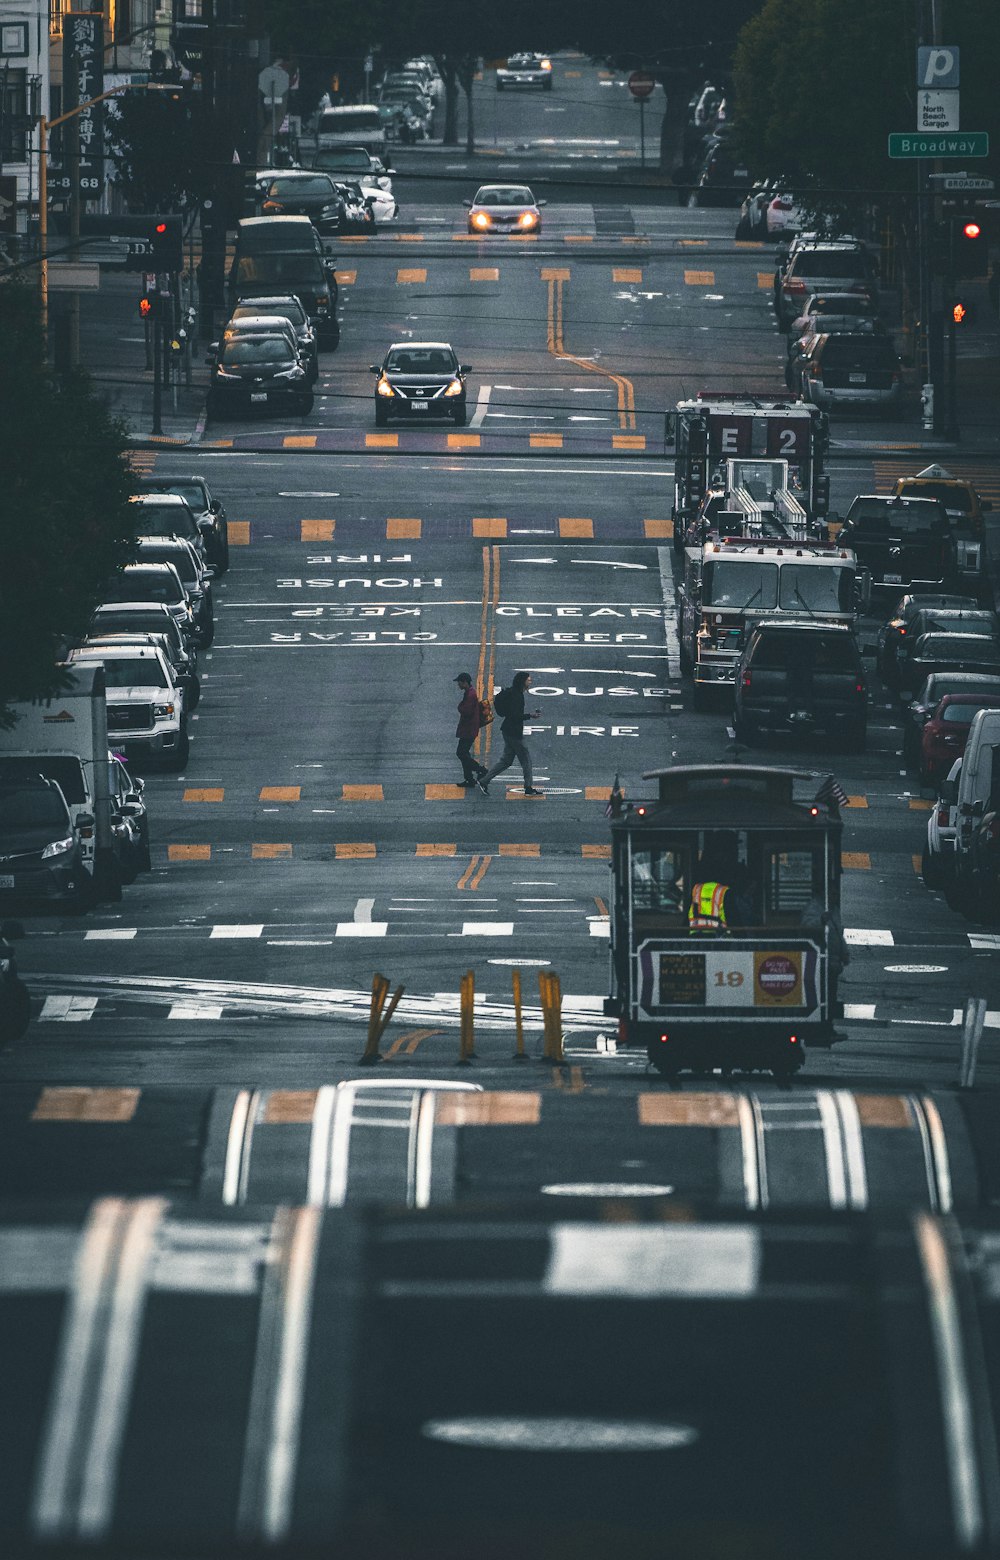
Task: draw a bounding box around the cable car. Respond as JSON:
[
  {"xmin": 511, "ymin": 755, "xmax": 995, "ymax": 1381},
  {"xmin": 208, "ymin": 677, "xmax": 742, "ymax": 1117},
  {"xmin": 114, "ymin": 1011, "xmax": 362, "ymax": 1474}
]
[{"xmin": 604, "ymin": 766, "xmax": 845, "ymax": 1077}]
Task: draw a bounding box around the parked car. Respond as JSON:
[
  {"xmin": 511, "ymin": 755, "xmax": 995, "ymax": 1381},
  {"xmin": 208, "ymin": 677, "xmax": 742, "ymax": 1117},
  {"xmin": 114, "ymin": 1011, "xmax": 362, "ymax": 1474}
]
[
  {"xmin": 919, "ymin": 693, "xmax": 1000, "ymax": 786},
  {"xmin": 902, "ymin": 671, "xmax": 1000, "ymax": 765},
  {"xmin": 88, "ymin": 604, "xmax": 200, "ymax": 698},
  {"xmin": 232, "ymin": 214, "xmax": 324, "ymax": 261},
  {"xmin": 953, "ymin": 708, "xmax": 1000, "ymax": 920},
  {"xmin": 207, "ymin": 333, "xmax": 314, "ymax": 419},
  {"xmin": 896, "ymin": 632, "xmax": 1000, "ymax": 694},
  {"xmin": 135, "ymin": 537, "xmax": 215, "ymax": 647},
  {"xmin": 107, "ymin": 753, "xmax": 150, "ymax": 880},
  {"xmin": 85, "ymin": 630, "xmax": 200, "ymax": 710},
  {"xmin": 789, "ymin": 292, "xmax": 880, "ymax": 338},
  {"xmin": 775, "ymin": 239, "xmax": 878, "ymax": 328},
  {"xmin": 465, "ymin": 184, "xmax": 545, "ymax": 235},
  {"xmin": 129, "ymin": 492, "xmax": 206, "ymax": 563},
  {"xmin": 229, "ymin": 251, "xmax": 339, "ymax": 348},
  {"xmin": 260, "ymin": 172, "xmax": 344, "ymax": 233},
  {"xmin": 877, "ymin": 591, "xmax": 979, "ymax": 681},
  {"xmin": 0, "ymin": 776, "xmax": 91, "ymax": 912},
  {"xmin": 496, "ymin": 53, "xmax": 553, "ymax": 90},
  {"xmin": 306, "ymin": 147, "xmax": 398, "ymax": 220},
  {"xmin": 134, "ymin": 475, "xmax": 229, "ymax": 571},
  {"xmin": 689, "ymin": 137, "xmax": 751, "ymax": 207},
  {"xmin": 893, "ymin": 608, "xmax": 999, "ymax": 693},
  {"xmin": 316, "ymin": 105, "xmax": 386, "ymax": 157},
  {"xmin": 213, "ymin": 313, "xmax": 311, "ymax": 383},
  {"xmin": 371, "ymin": 341, "xmax": 469, "ymax": 426},
  {"xmin": 793, "ymin": 332, "xmax": 902, "ymax": 412},
  {"xmin": 922, "ymin": 756, "xmax": 962, "ymax": 888},
  {"xmin": 839, "ymin": 495, "xmax": 954, "ymax": 597},
  {"xmin": 100, "ymin": 563, "xmax": 197, "ymax": 648},
  {"xmin": 892, "ymin": 464, "xmax": 992, "ymax": 604},
  {"xmin": 68, "ymin": 645, "xmax": 189, "ymax": 770},
  {"xmin": 733, "ymin": 618, "xmax": 867, "ymax": 750}
]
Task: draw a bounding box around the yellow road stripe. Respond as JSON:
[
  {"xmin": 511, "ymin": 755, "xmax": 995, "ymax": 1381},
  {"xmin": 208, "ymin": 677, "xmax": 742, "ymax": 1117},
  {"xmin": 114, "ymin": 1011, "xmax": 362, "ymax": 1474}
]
[
  {"xmin": 473, "ymin": 517, "xmax": 507, "ymax": 537},
  {"xmin": 563, "ymin": 235, "xmax": 593, "ymax": 243},
  {"xmin": 168, "ymin": 844, "xmax": 211, "ymax": 861},
  {"xmin": 530, "ymin": 433, "xmax": 562, "ymax": 449},
  {"xmin": 396, "ymin": 232, "xmax": 424, "ymax": 242},
  {"xmin": 582, "ymin": 844, "xmax": 611, "ymax": 859},
  {"xmin": 387, "ymin": 517, "xmax": 421, "ymax": 538},
  {"xmin": 913, "ymin": 853, "xmax": 923, "ymax": 875},
  {"xmin": 541, "ymin": 266, "xmax": 571, "ymax": 282},
  {"xmin": 684, "ymin": 269, "xmax": 715, "ymax": 286},
  {"xmin": 544, "ymin": 268, "xmax": 636, "ymax": 430},
  {"xmin": 259, "ymin": 786, "xmax": 300, "ymax": 802},
  {"xmin": 338, "ymin": 234, "xmax": 370, "ymax": 243},
  {"xmin": 559, "ymin": 517, "xmax": 593, "ymax": 538},
  {"xmin": 841, "ymin": 852, "xmax": 872, "ymax": 870},
  {"xmin": 856, "ymin": 1094, "xmax": 913, "ymax": 1128},
  {"xmin": 396, "ymin": 267, "xmax": 426, "ymax": 284},
  {"xmin": 386, "ymin": 1027, "xmax": 440, "ymax": 1058},
  {"xmin": 757, "ymin": 271, "xmax": 773, "ymax": 289},
  {"xmin": 334, "ymin": 269, "xmax": 356, "ymax": 285},
  {"xmin": 644, "ymin": 519, "xmax": 673, "ymax": 539},
  {"xmin": 457, "ymin": 855, "xmax": 480, "ymax": 890},
  {"xmin": 909, "ymin": 799, "xmax": 933, "ymax": 811},
  {"xmin": 416, "ymin": 843, "xmax": 457, "ymax": 856},
  {"xmin": 32, "ymin": 1087, "xmax": 140, "ymax": 1123},
  {"xmin": 735, "ymin": 240, "xmax": 764, "ymax": 249},
  {"xmin": 613, "ymin": 434, "xmax": 645, "ymax": 450},
  {"xmin": 283, "ymin": 435, "xmax": 316, "ymax": 449},
  {"xmin": 470, "ymin": 266, "xmax": 499, "ymax": 281},
  {"xmin": 613, "ymin": 267, "xmax": 642, "ymax": 283},
  {"xmin": 183, "ymin": 787, "xmax": 223, "ymax": 802},
  {"xmin": 585, "ymin": 786, "xmax": 612, "ymax": 801},
  {"xmin": 639, "ymin": 1092, "xmax": 740, "ymax": 1126},
  {"xmin": 334, "ymin": 842, "xmax": 377, "ymax": 858},
  {"xmin": 679, "ymin": 239, "xmax": 708, "ymax": 247},
  {"xmin": 252, "ymin": 843, "xmax": 292, "ymax": 859},
  {"xmin": 366, "ymin": 433, "xmax": 398, "ymax": 449},
  {"xmin": 425, "ymin": 784, "xmax": 466, "ymax": 800},
  {"xmin": 263, "ymin": 1090, "xmax": 318, "ymax": 1123},
  {"xmin": 594, "ymin": 896, "xmax": 608, "ymax": 915},
  {"xmin": 844, "ymin": 795, "xmax": 868, "ymax": 808},
  {"xmin": 435, "ymin": 1092, "xmax": 541, "ymax": 1125},
  {"xmin": 342, "ymin": 784, "xmax": 383, "ymax": 801},
  {"xmin": 448, "ymin": 433, "xmax": 481, "ymax": 449},
  {"xmin": 499, "ymin": 843, "xmax": 540, "ymax": 857},
  {"xmin": 301, "ymin": 519, "xmax": 334, "ymax": 541},
  {"xmin": 228, "ymin": 521, "xmax": 250, "ymax": 545},
  {"xmin": 469, "ymin": 854, "xmax": 492, "ymax": 889}
]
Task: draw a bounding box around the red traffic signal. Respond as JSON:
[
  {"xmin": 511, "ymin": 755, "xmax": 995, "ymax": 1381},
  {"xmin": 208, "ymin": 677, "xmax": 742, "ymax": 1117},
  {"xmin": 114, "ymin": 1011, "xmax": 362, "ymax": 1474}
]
[
  {"xmin": 149, "ymin": 216, "xmax": 183, "ymax": 271},
  {"xmin": 138, "ymin": 295, "xmax": 154, "ymax": 319},
  {"xmin": 962, "ymin": 220, "xmax": 982, "ymax": 240},
  {"xmin": 952, "ymin": 300, "xmax": 976, "ymax": 325},
  {"xmin": 953, "ymin": 215, "xmax": 988, "ymax": 279}
]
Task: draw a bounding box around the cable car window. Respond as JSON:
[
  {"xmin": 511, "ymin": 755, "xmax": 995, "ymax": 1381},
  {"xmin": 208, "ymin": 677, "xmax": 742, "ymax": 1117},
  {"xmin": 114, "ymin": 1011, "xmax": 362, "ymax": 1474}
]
[
  {"xmin": 765, "ymin": 849, "xmax": 821, "ymax": 916},
  {"xmin": 631, "ymin": 848, "xmax": 688, "ymax": 920}
]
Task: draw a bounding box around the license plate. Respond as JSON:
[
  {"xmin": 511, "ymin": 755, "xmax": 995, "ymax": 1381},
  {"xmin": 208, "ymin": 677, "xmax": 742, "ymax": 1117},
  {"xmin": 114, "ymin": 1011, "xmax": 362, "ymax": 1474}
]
[
  {"xmin": 411, "ymin": 401, "xmax": 428, "ymax": 411},
  {"xmin": 0, "ymin": 875, "xmax": 14, "ymax": 889},
  {"xmin": 250, "ymin": 392, "xmax": 268, "ymax": 403},
  {"xmin": 884, "ymin": 572, "xmax": 903, "ymax": 584},
  {"xmin": 849, "ymin": 372, "xmax": 867, "ymax": 384},
  {"xmin": 735, "ymin": 167, "xmax": 749, "ymax": 178}
]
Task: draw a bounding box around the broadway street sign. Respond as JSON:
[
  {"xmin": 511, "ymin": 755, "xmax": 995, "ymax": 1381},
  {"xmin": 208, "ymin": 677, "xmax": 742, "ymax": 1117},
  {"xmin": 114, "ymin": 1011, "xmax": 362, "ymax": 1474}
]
[{"xmin": 888, "ymin": 131, "xmax": 989, "ymax": 158}]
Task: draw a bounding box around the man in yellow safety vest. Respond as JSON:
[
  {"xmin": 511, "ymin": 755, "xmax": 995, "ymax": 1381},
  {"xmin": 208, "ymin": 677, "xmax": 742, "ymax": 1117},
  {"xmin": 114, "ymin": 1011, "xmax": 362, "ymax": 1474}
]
[{"xmin": 688, "ymin": 879, "xmax": 731, "ymax": 933}]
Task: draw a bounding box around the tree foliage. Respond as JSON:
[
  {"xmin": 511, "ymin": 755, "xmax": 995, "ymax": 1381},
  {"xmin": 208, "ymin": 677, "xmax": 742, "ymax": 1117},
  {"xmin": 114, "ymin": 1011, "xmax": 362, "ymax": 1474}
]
[
  {"xmin": 0, "ymin": 281, "xmax": 137, "ymax": 720},
  {"xmin": 108, "ymin": 90, "xmax": 200, "ymax": 211}
]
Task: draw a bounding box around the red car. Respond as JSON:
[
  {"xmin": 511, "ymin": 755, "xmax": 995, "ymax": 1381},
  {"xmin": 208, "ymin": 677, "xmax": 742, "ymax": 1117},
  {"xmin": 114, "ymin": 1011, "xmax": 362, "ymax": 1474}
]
[{"xmin": 920, "ymin": 693, "xmax": 1000, "ymax": 784}]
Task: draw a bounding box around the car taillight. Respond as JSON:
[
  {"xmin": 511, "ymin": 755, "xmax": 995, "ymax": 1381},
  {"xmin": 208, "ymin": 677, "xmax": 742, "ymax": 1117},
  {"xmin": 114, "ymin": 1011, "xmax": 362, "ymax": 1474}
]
[
  {"xmin": 855, "ymin": 682, "xmax": 864, "ymax": 696},
  {"xmin": 785, "ymin": 278, "xmax": 806, "ymax": 292},
  {"xmin": 937, "ymin": 806, "xmax": 949, "ymax": 825},
  {"xmin": 742, "ymin": 670, "xmax": 752, "ymax": 687}
]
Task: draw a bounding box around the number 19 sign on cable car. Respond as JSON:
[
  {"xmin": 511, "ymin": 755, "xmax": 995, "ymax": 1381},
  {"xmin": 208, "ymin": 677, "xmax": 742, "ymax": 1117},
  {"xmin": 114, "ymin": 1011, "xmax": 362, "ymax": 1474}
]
[{"xmin": 628, "ymin": 70, "xmax": 656, "ymax": 100}]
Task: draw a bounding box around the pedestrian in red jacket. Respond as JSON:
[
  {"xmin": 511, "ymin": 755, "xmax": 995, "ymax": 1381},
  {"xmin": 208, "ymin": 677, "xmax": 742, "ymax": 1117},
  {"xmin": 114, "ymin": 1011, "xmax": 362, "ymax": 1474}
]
[{"xmin": 454, "ymin": 673, "xmax": 488, "ymax": 786}]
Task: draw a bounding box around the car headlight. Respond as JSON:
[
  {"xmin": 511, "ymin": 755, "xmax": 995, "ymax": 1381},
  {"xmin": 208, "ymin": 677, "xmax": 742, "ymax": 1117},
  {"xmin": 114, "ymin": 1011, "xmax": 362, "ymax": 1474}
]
[
  {"xmin": 41, "ymin": 836, "xmax": 74, "ymax": 859},
  {"xmin": 377, "ymin": 177, "xmax": 390, "ymax": 189},
  {"xmin": 472, "ymin": 211, "xmax": 491, "ymax": 229},
  {"xmin": 216, "ymin": 366, "xmax": 238, "ymax": 379},
  {"xmin": 262, "ymin": 201, "xmax": 283, "ymax": 213},
  {"xmin": 518, "ymin": 210, "xmax": 538, "ymax": 227},
  {"xmin": 443, "ymin": 378, "xmax": 464, "ymax": 397},
  {"xmin": 275, "ymin": 366, "xmax": 305, "ymax": 379},
  {"xmin": 376, "ymin": 375, "xmax": 396, "ymax": 397},
  {"xmin": 153, "ymin": 702, "xmax": 176, "ymax": 719}
]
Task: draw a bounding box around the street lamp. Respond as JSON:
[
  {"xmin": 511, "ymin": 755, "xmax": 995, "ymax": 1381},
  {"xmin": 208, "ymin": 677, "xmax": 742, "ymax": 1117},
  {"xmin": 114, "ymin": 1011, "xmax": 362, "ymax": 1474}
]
[{"xmin": 38, "ymin": 80, "xmax": 171, "ymax": 342}]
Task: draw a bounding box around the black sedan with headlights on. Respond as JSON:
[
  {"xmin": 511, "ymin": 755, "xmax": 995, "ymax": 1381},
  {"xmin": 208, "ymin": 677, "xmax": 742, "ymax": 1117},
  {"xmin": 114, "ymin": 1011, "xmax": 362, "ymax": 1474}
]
[
  {"xmin": 206, "ymin": 334, "xmax": 314, "ymax": 419},
  {"xmin": 371, "ymin": 342, "xmax": 469, "ymax": 426},
  {"xmin": 465, "ymin": 184, "xmax": 546, "ymax": 235},
  {"xmin": 260, "ymin": 171, "xmax": 345, "ymax": 233}
]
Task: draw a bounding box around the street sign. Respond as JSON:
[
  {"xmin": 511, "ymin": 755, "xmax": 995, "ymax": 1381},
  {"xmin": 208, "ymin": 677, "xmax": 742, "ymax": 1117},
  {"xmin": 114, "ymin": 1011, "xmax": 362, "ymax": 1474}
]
[
  {"xmin": 918, "ymin": 90, "xmax": 959, "ymax": 131},
  {"xmin": 258, "ymin": 63, "xmax": 290, "ymax": 99},
  {"xmin": 917, "ymin": 45, "xmax": 959, "ymax": 88},
  {"xmin": 942, "ymin": 175, "xmax": 995, "ymax": 192},
  {"xmin": 627, "ymin": 70, "xmax": 656, "ymax": 100},
  {"xmin": 62, "ymin": 13, "xmax": 104, "ymax": 188},
  {"xmin": 47, "ymin": 261, "xmax": 100, "ymax": 291},
  {"xmin": 888, "ymin": 131, "xmax": 989, "ymax": 158}
]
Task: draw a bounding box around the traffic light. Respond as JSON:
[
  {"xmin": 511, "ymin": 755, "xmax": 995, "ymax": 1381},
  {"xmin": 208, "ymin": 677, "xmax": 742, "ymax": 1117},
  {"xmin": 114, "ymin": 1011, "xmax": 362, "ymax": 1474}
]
[
  {"xmin": 149, "ymin": 216, "xmax": 183, "ymax": 272},
  {"xmin": 953, "ymin": 215, "xmax": 988, "ymax": 279},
  {"xmin": 952, "ymin": 299, "xmax": 977, "ymax": 325},
  {"xmin": 138, "ymin": 293, "xmax": 155, "ymax": 320}
]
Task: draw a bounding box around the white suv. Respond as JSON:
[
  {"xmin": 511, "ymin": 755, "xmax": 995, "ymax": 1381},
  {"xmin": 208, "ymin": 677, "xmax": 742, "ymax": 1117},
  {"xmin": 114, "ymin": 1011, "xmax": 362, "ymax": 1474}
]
[{"xmin": 69, "ymin": 645, "xmax": 189, "ymax": 770}]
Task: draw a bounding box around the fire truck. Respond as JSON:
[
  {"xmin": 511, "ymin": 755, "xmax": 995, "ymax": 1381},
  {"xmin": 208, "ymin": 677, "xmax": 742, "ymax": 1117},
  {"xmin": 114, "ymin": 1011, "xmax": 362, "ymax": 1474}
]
[
  {"xmin": 665, "ymin": 395, "xmax": 831, "ymax": 554},
  {"xmin": 677, "ymin": 459, "xmax": 867, "ymax": 707}
]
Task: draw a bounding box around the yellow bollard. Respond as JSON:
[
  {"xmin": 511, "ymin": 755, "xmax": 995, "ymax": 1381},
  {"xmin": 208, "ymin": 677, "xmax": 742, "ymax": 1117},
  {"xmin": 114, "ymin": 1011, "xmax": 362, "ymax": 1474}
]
[
  {"xmin": 458, "ymin": 970, "xmax": 476, "ymax": 1064},
  {"xmin": 538, "ymin": 970, "xmax": 565, "ymax": 1064},
  {"xmin": 512, "ymin": 969, "xmax": 526, "ymax": 1060},
  {"xmin": 377, "ymin": 985, "xmax": 406, "ymax": 1044},
  {"xmin": 359, "ymin": 972, "xmax": 389, "ymax": 1064}
]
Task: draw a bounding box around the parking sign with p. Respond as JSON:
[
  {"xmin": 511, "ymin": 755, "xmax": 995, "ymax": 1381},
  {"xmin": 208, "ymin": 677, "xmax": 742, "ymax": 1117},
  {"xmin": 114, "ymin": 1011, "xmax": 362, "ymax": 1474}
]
[{"xmin": 917, "ymin": 46, "xmax": 960, "ymax": 88}]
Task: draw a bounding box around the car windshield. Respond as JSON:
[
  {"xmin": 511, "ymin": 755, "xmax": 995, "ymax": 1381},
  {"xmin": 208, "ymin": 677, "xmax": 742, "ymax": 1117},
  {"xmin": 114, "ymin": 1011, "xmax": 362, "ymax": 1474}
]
[
  {"xmin": 141, "ymin": 482, "xmax": 208, "ymax": 512},
  {"xmin": 808, "ymin": 295, "xmax": 874, "ymax": 315},
  {"xmin": 236, "ymin": 255, "xmax": 323, "ymax": 286},
  {"xmin": 132, "ymin": 502, "xmax": 198, "ymax": 540},
  {"xmin": 107, "ymin": 572, "xmax": 182, "ymax": 605},
  {"xmin": 922, "ymin": 637, "xmax": 1000, "ymax": 662},
  {"xmin": 793, "ymin": 250, "xmax": 868, "ymax": 278},
  {"xmin": 904, "ymin": 482, "xmax": 973, "ymax": 512},
  {"xmin": 94, "ymin": 611, "xmax": 177, "ymax": 643},
  {"xmin": 846, "ymin": 501, "xmax": 943, "ymax": 534},
  {"xmin": 0, "ymin": 791, "xmax": 68, "ymax": 829},
  {"xmin": 476, "ymin": 187, "xmax": 532, "ymax": 206},
  {"xmin": 321, "ymin": 110, "xmax": 379, "ymax": 131},
  {"xmin": 778, "ymin": 565, "xmax": 854, "ymax": 612},
  {"xmin": 941, "ymin": 701, "xmax": 998, "ymax": 724},
  {"xmin": 0, "ymin": 756, "xmax": 86, "ymax": 804},
  {"xmin": 140, "ymin": 547, "xmax": 198, "ymax": 584},
  {"xmin": 820, "ymin": 338, "xmax": 898, "ymax": 368},
  {"xmin": 703, "ymin": 560, "xmax": 779, "ymax": 610},
  {"xmin": 79, "ymin": 656, "xmax": 170, "ymax": 688},
  {"xmin": 221, "ymin": 337, "xmax": 296, "ymax": 365},
  {"xmin": 385, "ymin": 348, "xmax": 456, "ymax": 373},
  {"xmin": 314, "ymin": 150, "xmax": 371, "ymax": 171},
  {"xmin": 268, "ymin": 176, "xmax": 335, "ymax": 198},
  {"xmin": 751, "ymin": 632, "xmax": 856, "ymax": 671}
]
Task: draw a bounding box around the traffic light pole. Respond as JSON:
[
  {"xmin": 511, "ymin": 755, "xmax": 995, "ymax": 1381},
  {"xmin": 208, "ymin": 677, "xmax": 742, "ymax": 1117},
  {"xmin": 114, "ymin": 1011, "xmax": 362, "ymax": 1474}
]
[{"xmin": 151, "ymin": 294, "xmax": 163, "ymax": 435}]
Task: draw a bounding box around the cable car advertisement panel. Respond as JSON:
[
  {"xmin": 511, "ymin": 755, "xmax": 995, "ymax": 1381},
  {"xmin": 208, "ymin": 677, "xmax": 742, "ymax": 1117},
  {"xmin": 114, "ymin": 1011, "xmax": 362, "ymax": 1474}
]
[{"xmin": 636, "ymin": 939, "xmax": 821, "ymax": 1019}]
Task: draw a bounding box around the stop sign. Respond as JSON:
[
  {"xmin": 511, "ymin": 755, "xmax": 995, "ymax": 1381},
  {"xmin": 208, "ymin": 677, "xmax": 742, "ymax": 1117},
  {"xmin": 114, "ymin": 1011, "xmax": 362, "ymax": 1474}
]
[{"xmin": 628, "ymin": 70, "xmax": 656, "ymax": 100}]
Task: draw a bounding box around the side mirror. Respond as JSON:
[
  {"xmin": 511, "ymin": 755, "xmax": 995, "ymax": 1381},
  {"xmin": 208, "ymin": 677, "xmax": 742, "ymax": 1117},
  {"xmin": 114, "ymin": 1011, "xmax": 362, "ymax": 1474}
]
[
  {"xmin": 77, "ymin": 812, "xmax": 95, "ymax": 830},
  {"xmin": 370, "ymin": 364, "xmax": 381, "ymax": 374},
  {"xmin": 133, "ymin": 777, "xmax": 145, "ymax": 795},
  {"xmin": 663, "ymin": 411, "xmax": 677, "ymax": 448},
  {"xmin": 537, "ymin": 199, "xmax": 548, "ymax": 207},
  {"xmin": 460, "ymin": 365, "xmax": 472, "ymax": 375},
  {"xmin": 203, "ymin": 565, "xmax": 218, "ymax": 581},
  {"xmin": 121, "ymin": 800, "xmax": 143, "ymax": 819},
  {"xmin": 972, "ymin": 798, "xmax": 986, "ymax": 817},
  {"xmin": 462, "ymin": 199, "xmax": 472, "ymax": 207}
]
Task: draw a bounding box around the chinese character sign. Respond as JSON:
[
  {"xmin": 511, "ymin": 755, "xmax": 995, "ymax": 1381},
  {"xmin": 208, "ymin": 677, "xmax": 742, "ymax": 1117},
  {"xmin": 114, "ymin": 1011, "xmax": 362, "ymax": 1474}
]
[{"xmin": 62, "ymin": 13, "xmax": 104, "ymax": 187}]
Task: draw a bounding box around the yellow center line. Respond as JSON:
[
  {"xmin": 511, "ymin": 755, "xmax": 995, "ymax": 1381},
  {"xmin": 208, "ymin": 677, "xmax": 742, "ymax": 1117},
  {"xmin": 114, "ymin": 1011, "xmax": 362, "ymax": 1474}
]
[
  {"xmin": 594, "ymin": 896, "xmax": 608, "ymax": 916},
  {"xmin": 457, "ymin": 855, "xmax": 481, "ymax": 890},
  {"xmin": 470, "ymin": 854, "xmax": 492, "ymax": 890},
  {"xmin": 385, "ymin": 1027, "xmax": 440, "ymax": 1059},
  {"xmin": 544, "ymin": 271, "xmax": 635, "ymax": 430}
]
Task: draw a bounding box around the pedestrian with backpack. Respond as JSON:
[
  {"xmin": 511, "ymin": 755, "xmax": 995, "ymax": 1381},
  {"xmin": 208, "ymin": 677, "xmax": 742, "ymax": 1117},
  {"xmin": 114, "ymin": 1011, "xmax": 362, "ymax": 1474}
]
[
  {"xmin": 477, "ymin": 671, "xmax": 543, "ymax": 796},
  {"xmin": 453, "ymin": 673, "xmax": 489, "ymax": 786}
]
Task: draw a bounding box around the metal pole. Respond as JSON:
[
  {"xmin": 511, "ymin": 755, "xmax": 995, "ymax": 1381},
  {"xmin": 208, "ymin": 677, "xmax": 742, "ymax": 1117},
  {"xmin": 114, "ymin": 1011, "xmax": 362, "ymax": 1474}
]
[
  {"xmin": 640, "ymin": 97, "xmax": 646, "ymax": 171},
  {"xmin": 512, "ymin": 969, "xmax": 526, "ymax": 1060},
  {"xmin": 38, "ymin": 115, "xmax": 48, "ymax": 345},
  {"xmin": 151, "ymin": 296, "xmax": 163, "ymax": 434},
  {"xmin": 959, "ymin": 996, "xmax": 987, "ymax": 1088}
]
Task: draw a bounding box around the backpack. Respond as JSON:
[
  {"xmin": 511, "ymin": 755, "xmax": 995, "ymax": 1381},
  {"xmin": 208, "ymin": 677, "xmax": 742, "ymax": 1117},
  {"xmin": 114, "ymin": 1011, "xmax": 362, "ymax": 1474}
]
[
  {"xmin": 493, "ymin": 686, "xmax": 513, "ymax": 718},
  {"xmin": 478, "ymin": 697, "xmax": 493, "ymax": 725}
]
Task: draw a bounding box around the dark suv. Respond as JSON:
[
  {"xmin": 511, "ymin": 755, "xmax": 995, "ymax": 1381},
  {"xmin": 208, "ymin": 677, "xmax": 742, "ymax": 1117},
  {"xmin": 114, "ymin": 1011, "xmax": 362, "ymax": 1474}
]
[
  {"xmin": 0, "ymin": 777, "xmax": 90, "ymax": 910},
  {"xmin": 839, "ymin": 495, "xmax": 954, "ymax": 597},
  {"xmin": 229, "ymin": 251, "xmax": 339, "ymax": 349},
  {"xmin": 734, "ymin": 619, "xmax": 867, "ymax": 750}
]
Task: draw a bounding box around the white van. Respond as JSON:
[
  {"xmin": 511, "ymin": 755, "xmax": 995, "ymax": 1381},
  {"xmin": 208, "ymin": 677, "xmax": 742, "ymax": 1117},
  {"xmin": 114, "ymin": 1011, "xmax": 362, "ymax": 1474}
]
[
  {"xmin": 316, "ymin": 106, "xmax": 386, "ymax": 156},
  {"xmin": 955, "ymin": 707, "xmax": 1000, "ymax": 857}
]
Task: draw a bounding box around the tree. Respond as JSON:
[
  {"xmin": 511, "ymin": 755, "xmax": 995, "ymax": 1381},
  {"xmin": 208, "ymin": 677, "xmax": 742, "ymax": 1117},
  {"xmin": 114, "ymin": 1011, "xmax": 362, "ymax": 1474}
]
[
  {"xmin": 107, "ymin": 88, "xmax": 199, "ymax": 211},
  {"xmin": 0, "ymin": 281, "xmax": 137, "ymax": 722}
]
